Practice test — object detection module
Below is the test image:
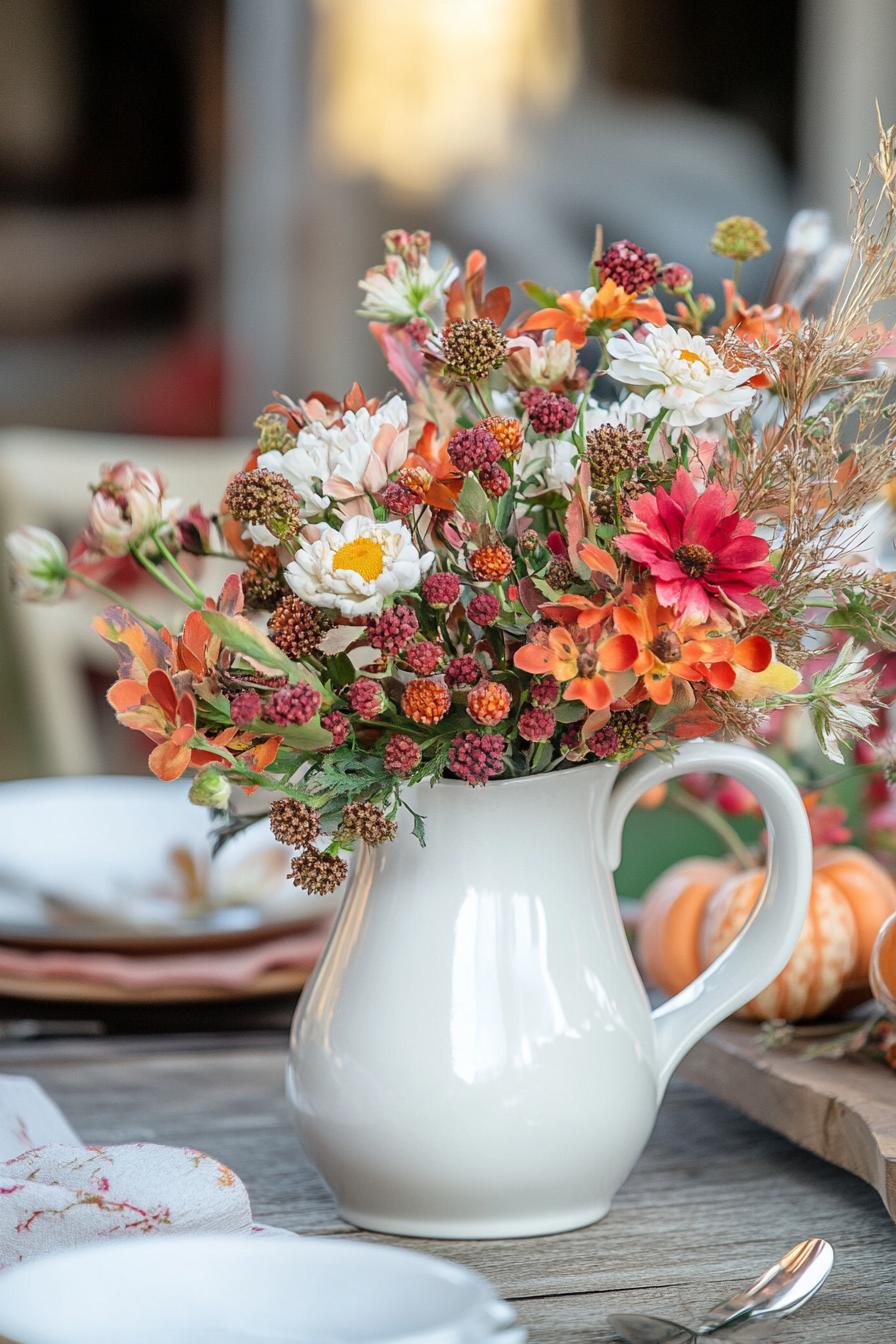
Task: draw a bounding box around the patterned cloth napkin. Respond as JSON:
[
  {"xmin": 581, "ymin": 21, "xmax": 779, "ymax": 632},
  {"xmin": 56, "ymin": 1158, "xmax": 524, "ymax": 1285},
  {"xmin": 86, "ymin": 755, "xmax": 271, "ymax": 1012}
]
[{"xmin": 0, "ymin": 1075, "xmax": 284, "ymax": 1270}]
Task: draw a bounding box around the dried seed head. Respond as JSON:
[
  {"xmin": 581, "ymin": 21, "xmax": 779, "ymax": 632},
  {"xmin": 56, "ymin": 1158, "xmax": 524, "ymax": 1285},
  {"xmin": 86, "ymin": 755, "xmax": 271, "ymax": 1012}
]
[
  {"xmin": 290, "ymin": 847, "xmax": 348, "ymax": 895},
  {"xmin": 710, "ymin": 215, "xmax": 770, "ymax": 262},
  {"xmin": 441, "ymin": 318, "xmax": 508, "ymax": 382},
  {"xmin": 270, "ymin": 798, "xmax": 320, "ymax": 848}
]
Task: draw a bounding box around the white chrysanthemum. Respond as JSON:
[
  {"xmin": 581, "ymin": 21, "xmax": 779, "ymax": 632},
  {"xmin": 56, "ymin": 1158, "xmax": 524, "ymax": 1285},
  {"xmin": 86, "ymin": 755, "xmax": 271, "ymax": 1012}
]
[
  {"xmin": 358, "ymin": 253, "xmax": 456, "ymax": 322},
  {"xmin": 516, "ymin": 437, "xmax": 578, "ymax": 498},
  {"xmin": 582, "ymin": 396, "xmax": 648, "ymax": 434},
  {"xmin": 258, "ymin": 396, "xmax": 409, "ymax": 517},
  {"xmin": 606, "ymin": 324, "xmax": 756, "ymax": 428},
  {"xmin": 285, "ymin": 515, "xmax": 434, "ymax": 617}
]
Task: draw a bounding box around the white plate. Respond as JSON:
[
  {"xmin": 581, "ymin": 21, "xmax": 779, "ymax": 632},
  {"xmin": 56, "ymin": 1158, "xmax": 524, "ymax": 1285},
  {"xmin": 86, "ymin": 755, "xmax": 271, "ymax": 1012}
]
[
  {"xmin": 0, "ymin": 1234, "xmax": 524, "ymax": 1343},
  {"xmin": 0, "ymin": 776, "xmax": 339, "ymax": 948}
]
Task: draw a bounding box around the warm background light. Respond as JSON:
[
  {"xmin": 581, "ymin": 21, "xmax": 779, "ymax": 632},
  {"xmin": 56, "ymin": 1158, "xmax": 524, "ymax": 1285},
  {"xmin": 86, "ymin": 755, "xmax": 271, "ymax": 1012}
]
[{"xmin": 312, "ymin": 0, "xmax": 580, "ymax": 196}]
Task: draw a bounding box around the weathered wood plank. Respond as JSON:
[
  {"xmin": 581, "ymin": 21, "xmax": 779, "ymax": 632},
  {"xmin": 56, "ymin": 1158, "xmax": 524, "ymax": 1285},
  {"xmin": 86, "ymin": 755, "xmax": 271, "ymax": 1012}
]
[
  {"xmin": 681, "ymin": 1019, "xmax": 896, "ymax": 1225},
  {"xmin": 1, "ymin": 1033, "xmax": 893, "ymax": 1343}
]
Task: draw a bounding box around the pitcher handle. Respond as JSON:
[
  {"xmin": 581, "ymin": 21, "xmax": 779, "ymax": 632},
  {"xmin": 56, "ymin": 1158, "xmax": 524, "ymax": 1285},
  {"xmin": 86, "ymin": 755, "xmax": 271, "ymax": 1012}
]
[{"xmin": 605, "ymin": 739, "xmax": 812, "ymax": 1097}]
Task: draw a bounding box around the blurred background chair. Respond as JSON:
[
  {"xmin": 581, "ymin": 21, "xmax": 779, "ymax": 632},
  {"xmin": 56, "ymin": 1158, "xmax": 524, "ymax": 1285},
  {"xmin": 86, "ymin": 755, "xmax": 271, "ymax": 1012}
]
[{"xmin": 0, "ymin": 429, "xmax": 246, "ymax": 776}]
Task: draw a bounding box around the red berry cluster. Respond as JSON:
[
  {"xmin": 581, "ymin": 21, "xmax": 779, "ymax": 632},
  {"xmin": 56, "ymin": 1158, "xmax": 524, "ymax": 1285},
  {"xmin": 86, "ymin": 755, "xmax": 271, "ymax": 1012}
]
[
  {"xmin": 467, "ymin": 592, "xmax": 499, "ymax": 626},
  {"xmin": 521, "ymin": 387, "xmax": 577, "ymax": 435},
  {"xmin": 368, "ymin": 604, "xmax": 419, "ymax": 654},
  {"xmin": 422, "ymin": 571, "xmax": 461, "ymax": 609},
  {"xmin": 598, "ymin": 239, "xmax": 659, "ymax": 294},
  {"xmin": 445, "ymin": 655, "xmax": 481, "ymax": 688},
  {"xmin": 345, "ymin": 678, "xmax": 386, "ymax": 718},
  {"xmin": 265, "ymin": 681, "xmax": 321, "ymax": 726},
  {"xmin": 447, "ymin": 732, "xmax": 506, "ymax": 785},
  {"xmin": 447, "ymin": 426, "xmax": 501, "ymax": 473}
]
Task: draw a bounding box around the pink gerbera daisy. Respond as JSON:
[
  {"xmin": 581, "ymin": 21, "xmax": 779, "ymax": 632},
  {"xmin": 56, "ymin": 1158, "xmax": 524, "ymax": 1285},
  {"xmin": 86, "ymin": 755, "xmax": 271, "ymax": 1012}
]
[{"xmin": 615, "ymin": 468, "xmax": 775, "ymax": 622}]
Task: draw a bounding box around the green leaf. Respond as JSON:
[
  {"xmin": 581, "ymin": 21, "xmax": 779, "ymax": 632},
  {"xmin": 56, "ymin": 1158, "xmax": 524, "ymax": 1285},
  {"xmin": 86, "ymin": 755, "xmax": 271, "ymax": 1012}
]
[
  {"xmin": 494, "ymin": 487, "xmax": 515, "ymax": 533},
  {"xmin": 203, "ymin": 611, "xmax": 297, "ymax": 679},
  {"xmin": 520, "ymin": 280, "xmax": 560, "ymax": 308},
  {"xmin": 326, "ymin": 653, "xmax": 356, "ymax": 687},
  {"xmin": 278, "ymin": 716, "xmax": 334, "ymax": 752},
  {"xmin": 401, "ymin": 801, "xmax": 427, "ymax": 847},
  {"xmin": 531, "ymin": 575, "xmax": 563, "ymax": 599},
  {"xmin": 457, "ymin": 473, "xmax": 489, "ymax": 524},
  {"xmin": 553, "ymin": 701, "xmax": 584, "ymax": 723},
  {"xmin": 203, "ymin": 611, "xmax": 329, "ymax": 699},
  {"xmin": 531, "ymin": 740, "xmax": 554, "ymax": 772}
]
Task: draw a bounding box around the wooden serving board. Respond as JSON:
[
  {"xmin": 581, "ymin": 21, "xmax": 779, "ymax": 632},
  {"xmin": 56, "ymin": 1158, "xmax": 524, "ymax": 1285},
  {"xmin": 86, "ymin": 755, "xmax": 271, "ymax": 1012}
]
[{"xmin": 682, "ymin": 1019, "xmax": 896, "ymax": 1222}]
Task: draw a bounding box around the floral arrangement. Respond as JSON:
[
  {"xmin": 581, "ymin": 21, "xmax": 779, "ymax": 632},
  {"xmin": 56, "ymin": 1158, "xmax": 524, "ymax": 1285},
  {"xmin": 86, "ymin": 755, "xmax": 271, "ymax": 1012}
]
[{"xmin": 8, "ymin": 125, "xmax": 896, "ymax": 896}]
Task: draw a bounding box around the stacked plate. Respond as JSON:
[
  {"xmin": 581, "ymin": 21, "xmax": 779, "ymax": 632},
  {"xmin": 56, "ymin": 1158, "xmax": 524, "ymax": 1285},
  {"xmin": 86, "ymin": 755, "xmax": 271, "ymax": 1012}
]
[
  {"xmin": 0, "ymin": 777, "xmax": 338, "ymax": 1003},
  {"xmin": 0, "ymin": 1234, "xmax": 525, "ymax": 1342}
]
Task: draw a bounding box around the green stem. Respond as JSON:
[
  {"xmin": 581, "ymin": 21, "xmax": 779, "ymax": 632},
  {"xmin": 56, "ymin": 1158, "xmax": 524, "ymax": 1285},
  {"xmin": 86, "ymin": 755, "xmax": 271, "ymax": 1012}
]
[
  {"xmin": 669, "ymin": 787, "xmax": 756, "ymax": 871},
  {"xmin": 67, "ymin": 570, "xmax": 163, "ymax": 629},
  {"xmin": 154, "ymin": 533, "xmax": 208, "ymax": 604},
  {"xmin": 645, "ymin": 407, "xmax": 669, "ymax": 450},
  {"xmin": 135, "ymin": 550, "xmax": 203, "ymax": 609}
]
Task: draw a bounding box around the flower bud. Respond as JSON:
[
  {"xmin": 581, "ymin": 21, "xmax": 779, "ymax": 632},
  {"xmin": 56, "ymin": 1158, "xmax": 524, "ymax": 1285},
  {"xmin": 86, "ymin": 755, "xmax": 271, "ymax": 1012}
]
[
  {"xmin": 189, "ymin": 769, "xmax": 232, "ymax": 809},
  {"xmin": 84, "ymin": 461, "xmax": 179, "ymax": 557},
  {"xmin": 5, "ymin": 526, "xmax": 68, "ymax": 602}
]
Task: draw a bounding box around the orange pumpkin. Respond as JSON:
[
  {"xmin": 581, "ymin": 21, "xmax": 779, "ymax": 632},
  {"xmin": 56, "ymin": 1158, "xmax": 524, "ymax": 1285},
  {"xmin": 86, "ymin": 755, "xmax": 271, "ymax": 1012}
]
[{"xmin": 639, "ymin": 848, "xmax": 896, "ymax": 1022}]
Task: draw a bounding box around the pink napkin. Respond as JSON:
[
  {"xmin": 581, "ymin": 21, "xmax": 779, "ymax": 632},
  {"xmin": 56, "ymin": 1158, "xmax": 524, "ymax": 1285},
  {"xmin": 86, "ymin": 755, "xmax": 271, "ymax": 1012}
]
[
  {"xmin": 0, "ymin": 923, "xmax": 330, "ymax": 993},
  {"xmin": 0, "ymin": 1076, "xmax": 288, "ymax": 1270}
]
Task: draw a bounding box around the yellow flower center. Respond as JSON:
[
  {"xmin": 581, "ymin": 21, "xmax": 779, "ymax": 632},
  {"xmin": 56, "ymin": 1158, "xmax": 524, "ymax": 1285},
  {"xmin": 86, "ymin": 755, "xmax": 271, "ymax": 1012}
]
[
  {"xmin": 332, "ymin": 536, "xmax": 386, "ymax": 582},
  {"xmin": 676, "ymin": 349, "xmax": 710, "ymax": 372}
]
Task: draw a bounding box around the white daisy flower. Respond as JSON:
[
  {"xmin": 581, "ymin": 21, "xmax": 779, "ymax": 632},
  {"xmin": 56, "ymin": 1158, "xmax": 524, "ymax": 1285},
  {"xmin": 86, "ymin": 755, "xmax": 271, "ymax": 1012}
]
[
  {"xmin": 606, "ymin": 324, "xmax": 756, "ymax": 428},
  {"xmin": 285, "ymin": 515, "xmax": 434, "ymax": 617}
]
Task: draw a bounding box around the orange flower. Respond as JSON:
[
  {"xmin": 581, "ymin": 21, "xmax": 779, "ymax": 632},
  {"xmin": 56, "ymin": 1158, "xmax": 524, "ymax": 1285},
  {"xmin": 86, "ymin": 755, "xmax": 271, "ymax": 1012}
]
[
  {"xmin": 523, "ymin": 281, "xmax": 667, "ymax": 349},
  {"xmin": 107, "ymin": 666, "xmax": 240, "ymax": 781},
  {"xmin": 514, "ymin": 625, "xmax": 637, "ymax": 711},
  {"xmin": 401, "ymin": 679, "xmax": 451, "ymax": 725},
  {"xmin": 445, "ymin": 249, "xmax": 511, "ymax": 325},
  {"xmin": 538, "ymin": 544, "xmax": 619, "ymax": 628},
  {"xmin": 714, "ymin": 280, "xmax": 800, "ymax": 388},
  {"xmin": 404, "ymin": 421, "xmax": 463, "ymax": 511},
  {"xmin": 95, "ymin": 595, "xmax": 282, "ymax": 783},
  {"xmin": 612, "ymin": 590, "xmax": 772, "ymax": 706}
]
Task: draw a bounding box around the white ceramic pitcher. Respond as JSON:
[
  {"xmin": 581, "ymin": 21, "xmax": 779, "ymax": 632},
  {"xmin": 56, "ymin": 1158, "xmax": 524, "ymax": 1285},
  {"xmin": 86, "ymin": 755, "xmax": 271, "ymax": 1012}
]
[{"xmin": 287, "ymin": 740, "xmax": 811, "ymax": 1239}]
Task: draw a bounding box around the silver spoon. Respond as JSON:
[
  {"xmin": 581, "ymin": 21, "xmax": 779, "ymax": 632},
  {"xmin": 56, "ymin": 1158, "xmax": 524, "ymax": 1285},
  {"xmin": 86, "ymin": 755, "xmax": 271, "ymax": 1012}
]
[{"xmin": 609, "ymin": 1237, "xmax": 834, "ymax": 1342}]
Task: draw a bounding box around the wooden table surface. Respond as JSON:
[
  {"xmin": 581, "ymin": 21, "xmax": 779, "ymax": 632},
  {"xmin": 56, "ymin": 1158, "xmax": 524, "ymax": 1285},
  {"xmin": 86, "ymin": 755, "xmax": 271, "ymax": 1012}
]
[{"xmin": 1, "ymin": 1021, "xmax": 893, "ymax": 1342}]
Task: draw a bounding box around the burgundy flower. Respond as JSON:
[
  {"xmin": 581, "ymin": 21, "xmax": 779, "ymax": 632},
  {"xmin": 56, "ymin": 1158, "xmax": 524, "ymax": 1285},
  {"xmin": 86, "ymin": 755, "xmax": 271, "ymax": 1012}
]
[
  {"xmin": 615, "ymin": 467, "xmax": 775, "ymax": 622},
  {"xmin": 404, "ymin": 640, "xmax": 445, "ymax": 675},
  {"xmin": 518, "ymin": 707, "xmax": 556, "ymax": 742},
  {"xmin": 230, "ymin": 690, "xmax": 261, "ymax": 726},
  {"xmin": 321, "ymin": 709, "xmax": 350, "ymax": 747},
  {"xmin": 445, "ymin": 655, "xmax": 481, "ymax": 688},
  {"xmin": 447, "ymin": 731, "xmax": 506, "ymax": 785},
  {"xmin": 368, "ymin": 604, "xmax": 419, "ymax": 654},
  {"xmin": 422, "ymin": 571, "xmax": 461, "ymax": 609},
  {"xmin": 521, "ymin": 387, "xmax": 577, "ymax": 435},
  {"xmin": 345, "ymin": 678, "xmax": 386, "ymax": 718},
  {"xmin": 447, "ymin": 426, "xmax": 501, "ymax": 473},
  {"xmin": 265, "ymin": 682, "xmax": 321, "ymax": 726},
  {"xmin": 384, "ymin": 733, "xmax": 422, "ymax": 776},
  {"xmin": 467, "ymin": 592, "xmax": 500, "ymax": 626}
]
